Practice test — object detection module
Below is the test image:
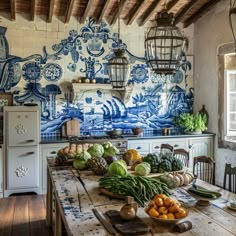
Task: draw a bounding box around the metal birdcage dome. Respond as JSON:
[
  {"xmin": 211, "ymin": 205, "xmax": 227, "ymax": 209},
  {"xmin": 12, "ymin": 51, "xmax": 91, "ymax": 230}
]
[
  {"xmin": 107, "ymin": 48, "xmax": 130, "ymax": 88},
  {"xmin": 145, "ymin": 11, "xmax": 186, "ymax": 75}
]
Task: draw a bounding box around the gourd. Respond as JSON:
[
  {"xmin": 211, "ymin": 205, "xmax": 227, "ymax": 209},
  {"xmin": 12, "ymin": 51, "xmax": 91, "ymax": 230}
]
[{"xmin": 123, "ymin": 149, "xmax": 142, "ymax": 165}]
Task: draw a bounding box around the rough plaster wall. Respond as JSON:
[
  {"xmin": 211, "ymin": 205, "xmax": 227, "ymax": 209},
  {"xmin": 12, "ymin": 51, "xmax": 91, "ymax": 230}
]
[{"xmin": 194, "ymin": 0, "xmax": 235, "ymax": 186}]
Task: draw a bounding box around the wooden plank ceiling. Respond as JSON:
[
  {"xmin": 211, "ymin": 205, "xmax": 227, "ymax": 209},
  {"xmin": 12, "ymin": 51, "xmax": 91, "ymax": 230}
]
[{"xmin": 0, "ymin": 0, "xmax": 223, "ymax": 28}]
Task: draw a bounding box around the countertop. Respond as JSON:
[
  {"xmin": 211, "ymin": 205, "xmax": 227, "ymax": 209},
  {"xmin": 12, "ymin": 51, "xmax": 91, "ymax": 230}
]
[{"xmin": 40, "ymin": 132, "xmax": 215, "ymax": 144}]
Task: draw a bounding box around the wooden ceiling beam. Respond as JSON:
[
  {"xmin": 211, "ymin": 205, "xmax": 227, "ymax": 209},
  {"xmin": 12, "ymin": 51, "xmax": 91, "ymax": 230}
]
[
  {"xmin": 139, "ymin": 0, "xmax": 178, "ymax": 26},
  {"xmin": 31, "ymin": 0, "xmax": 36, "ymax": 21},
  {"xmin": 97, "ymin": 0, "xmax": 111, "ymax": 24},
  {"xmin": 109, "ymin": 0, "xmax": 127, "ymax": 25},
  {"xmin": 48, "ymin": 0, "xmax": 55, "ymax": 23},
  {"xmin": 10, "ymin": 0, "xmax": 16, "ymax": 21},
  {"xmin": 166, "ymin": 0, "xmax": 179, "ymax": 12},
  {"xmin": 80, "ymin": 0, "xmax": 94, "ymax": 24},
  {"xmin": 139, "ymin": 0, "xmax": 161, "ymax": 26},
  {"xmin": 126, "ymin": 0, "xmax": 146, "ymax": 25},
  {"xmin": 183, "ymin": 0, "xmax": 222, "ymax": 28},
  {"xmin": 174, "ymin": 0, "xmax": 199, "ymax": 25},
  {"xmin": 65, "ymin": 0, "xmax": 75, "ymax": 24}
]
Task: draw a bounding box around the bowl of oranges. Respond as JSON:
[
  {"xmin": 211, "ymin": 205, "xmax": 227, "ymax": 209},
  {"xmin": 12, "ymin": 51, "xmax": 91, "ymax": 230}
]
[{"xmin": 145, "ymin": 194, "xmax": 188, "ymax": 224}]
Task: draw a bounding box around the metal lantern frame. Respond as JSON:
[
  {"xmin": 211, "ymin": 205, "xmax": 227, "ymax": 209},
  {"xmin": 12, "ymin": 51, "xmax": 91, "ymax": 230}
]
[
  {"xmin": 107, "ymin": 0, "xmax": 130, "ymax": 89},
  {"xmin": 145, "ymin": 11, "xmax": 186, "ymax": 75},
  {"xmin": 229, "ymin": 0, "xmax": 236, "ymax": 50}
]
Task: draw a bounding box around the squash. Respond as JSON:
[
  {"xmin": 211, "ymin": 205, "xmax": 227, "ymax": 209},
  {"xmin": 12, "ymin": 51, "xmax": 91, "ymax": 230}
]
[{"xmin": 123, "ymin": 149, "xmax": 142, "ymax": 165}]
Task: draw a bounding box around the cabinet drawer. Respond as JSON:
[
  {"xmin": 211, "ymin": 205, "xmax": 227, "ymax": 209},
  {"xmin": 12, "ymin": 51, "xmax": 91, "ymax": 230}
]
[
  {"xmin": 151, "ymin": 138, "xmax": 188, "ymax": 152},
  {"xmin": 128, "ymin": 142, "xmax": 150, "ymax": 152},
  {"xmin": 7, "ymin": 147, "xmax": 39, "ymax": 189}
]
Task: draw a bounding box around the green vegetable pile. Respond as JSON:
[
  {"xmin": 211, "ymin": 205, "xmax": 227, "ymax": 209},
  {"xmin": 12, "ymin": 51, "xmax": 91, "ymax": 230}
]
[
  {"xmin": 99, "ymin": 175, "xmax": 170, "ymax": 207},
  {"xmin": 143, "ymin": 152, "xmax": 183, "ymax": 173},
  {"xmin": 174, "ymin": 112, "xmax": 207, "ymax": 132}
]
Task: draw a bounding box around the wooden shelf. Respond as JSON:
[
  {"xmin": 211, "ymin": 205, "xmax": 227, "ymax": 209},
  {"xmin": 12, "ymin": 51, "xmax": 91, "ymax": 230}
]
[{"xmin": 72, "ymin": 83, "xmax": 134, "ymax": 103}]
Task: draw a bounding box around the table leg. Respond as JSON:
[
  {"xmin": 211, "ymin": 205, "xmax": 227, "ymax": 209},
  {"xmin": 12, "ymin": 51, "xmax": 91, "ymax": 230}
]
[
  {"xmin": 46, "ymin": 165, "xmax": 52, "ymax": 226},
  {"xmin": 55, "ymin": 200, "xmax": 62, "ymax": 236}
]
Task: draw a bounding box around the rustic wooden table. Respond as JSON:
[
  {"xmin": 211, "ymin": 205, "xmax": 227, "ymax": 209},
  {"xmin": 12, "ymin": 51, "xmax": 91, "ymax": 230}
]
[{"xmin": 46, "ymin": 162, "xmax": 236, "ymax": 236}]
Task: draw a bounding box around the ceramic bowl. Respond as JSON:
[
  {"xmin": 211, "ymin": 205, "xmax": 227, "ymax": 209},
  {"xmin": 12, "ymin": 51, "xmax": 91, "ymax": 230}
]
[
  {"xmin": 106, "ymin": 129, "xmax": 122, "ymax": 137},
  {"xmin": 146, "ymin": 208, "xmax": 189, "ymax": 224},
  {"xmin": 132, "ymin": 127, "xmax": 143, "ymax": 135}
]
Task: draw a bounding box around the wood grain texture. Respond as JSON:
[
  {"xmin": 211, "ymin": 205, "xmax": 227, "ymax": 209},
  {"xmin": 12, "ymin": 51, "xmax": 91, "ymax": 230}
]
[
  {"xmin": 0, "ymin": 0, "xmax": 225, "ymax": 26},
  {"xmin": 0, "ymin": 197, "xmax": 16, "ymax": 236}
]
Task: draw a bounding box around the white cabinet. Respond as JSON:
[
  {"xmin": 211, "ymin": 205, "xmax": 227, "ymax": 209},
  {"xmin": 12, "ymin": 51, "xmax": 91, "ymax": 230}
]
[
  {"xmin": 128, "ymin": 135, "xmax": 214, "ymax": 166},
  {"xmin": 188, "ymin": 137, "xmax": 214, "ymax": 169},
  {"xmin": 41, "ymin": 143, "xmax": 68, "ymax": 194}
]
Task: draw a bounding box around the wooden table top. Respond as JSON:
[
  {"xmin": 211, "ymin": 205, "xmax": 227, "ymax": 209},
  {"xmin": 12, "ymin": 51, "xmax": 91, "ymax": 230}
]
[{"xmin": 48, "ymin": 165, "xmax": 236, "ymax": 236}]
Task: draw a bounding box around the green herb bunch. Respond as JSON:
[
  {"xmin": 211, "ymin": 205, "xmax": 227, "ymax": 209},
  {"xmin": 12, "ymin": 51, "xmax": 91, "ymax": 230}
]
[{"xmin": 174, "ymin": 112, "xmax": 207, "ymax": 132}]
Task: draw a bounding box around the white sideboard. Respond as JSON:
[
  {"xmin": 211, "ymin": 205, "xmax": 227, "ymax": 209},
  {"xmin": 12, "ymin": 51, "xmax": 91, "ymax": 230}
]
[{"xmin": 128, "ymin": 135, "xmax": 214, "ymax": 169}]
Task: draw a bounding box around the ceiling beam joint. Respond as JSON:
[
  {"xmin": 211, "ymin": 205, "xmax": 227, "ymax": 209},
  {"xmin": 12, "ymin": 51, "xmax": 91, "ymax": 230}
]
[
  {"xmin": 10, "ymin": 0, "xmax": 16, "ymax": 21},
  {"xmin": 80, "ymin": 0, "xmax": 94, "ymax": 24},
  {"xmin": 65, "ymin": 0, "xmax": 75, "ymax": 24}
]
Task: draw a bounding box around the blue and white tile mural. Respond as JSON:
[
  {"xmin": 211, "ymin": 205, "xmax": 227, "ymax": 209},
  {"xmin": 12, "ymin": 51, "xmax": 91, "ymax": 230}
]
[{"xmin": 0, "ymin": 18, "xmax": 193, "ymax": 137}]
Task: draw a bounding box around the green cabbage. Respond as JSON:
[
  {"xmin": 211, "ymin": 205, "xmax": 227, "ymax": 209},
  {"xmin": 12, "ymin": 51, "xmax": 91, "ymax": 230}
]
[
  {"xmin": 135, "ymin": 162, "xmax": 151, "ymax": 176},
  {"xmin": 108, "ymin": 160, "xmax": 127, "ymax": 177},
  {"xmin": 103, "ymin": 142, "xmax": 113, "ymax": 149},
  {"xmin": 103, "ymin": 146, "xmax": 120, "ymax": 157},
  {"xmin": 87, "ymin": 144, "xmax": 104, "ymax": 158},
  {"xmin": 73, "ymin": 151, "xmax": 91, "ymax": 170}
]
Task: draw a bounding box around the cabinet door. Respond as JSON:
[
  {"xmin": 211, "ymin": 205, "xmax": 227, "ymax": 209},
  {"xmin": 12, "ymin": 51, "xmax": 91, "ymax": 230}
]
[
  {"xmin": 41, "ymin": 143, "xmax": 68, "ymax": 194},
  {"xmin": 7, "ymin": 111, "xmax": 39, "ymax": 146},
  {"xmin": 7, "ymin": 146, "xmax": 39, "ymax": 189},
  {"xmin": 188, "ymin": 137, "xmax": 214, "ymax": 169},
  {"xmin": 128, "ymin": 141, "xmax": 150, "ymax": 155}
]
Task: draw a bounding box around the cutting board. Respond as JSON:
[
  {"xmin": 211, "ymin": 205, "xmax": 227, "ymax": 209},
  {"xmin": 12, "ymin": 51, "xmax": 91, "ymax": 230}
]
[
  {"xmin": 62, "ymin": 119, "xmax": 80, "ymax": 137},
  {"xmin": 105, "ymin": 210, "xmax": 150, "ymax": 235}
]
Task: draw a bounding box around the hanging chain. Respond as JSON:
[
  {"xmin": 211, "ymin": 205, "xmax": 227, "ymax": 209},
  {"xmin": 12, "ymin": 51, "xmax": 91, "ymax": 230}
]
[{"xmin": 118, "ymin": 0, "xmax": 121, "ymax": 47}]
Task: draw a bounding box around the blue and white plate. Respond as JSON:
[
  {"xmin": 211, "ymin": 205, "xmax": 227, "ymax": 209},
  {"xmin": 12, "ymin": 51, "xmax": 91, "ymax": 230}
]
[{"xmin": 43, "ymin": 63, "xmax": 62, "ymax": 81}]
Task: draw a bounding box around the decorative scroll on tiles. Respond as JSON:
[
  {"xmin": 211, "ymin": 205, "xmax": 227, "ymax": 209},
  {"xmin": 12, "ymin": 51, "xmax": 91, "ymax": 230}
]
[
  {"xmin": 0, "ymin": 17, "xmax": 193, "ymax": 138},
  {"xmin": 15, "ymin": 165, "xmax": 29, "ymax": 177}
]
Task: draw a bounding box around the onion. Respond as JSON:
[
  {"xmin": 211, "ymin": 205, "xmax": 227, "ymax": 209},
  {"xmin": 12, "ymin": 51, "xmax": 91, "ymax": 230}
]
[
  {"xmin": 176, "ymin": 173, "xmax": 184, "ymax": 186},
  {"xmin": 182, "ymin": 173, "xmax": 191, "ymax": 185},
  {"xmin": 173, "ymin": 175, "xmax": 181, "ymax": 187}
]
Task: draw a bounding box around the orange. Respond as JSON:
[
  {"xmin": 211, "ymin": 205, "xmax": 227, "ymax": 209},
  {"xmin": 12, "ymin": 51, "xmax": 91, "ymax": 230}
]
[
  {"xmin": 148, "ymin": 200, "xmax": 157, "ymax": 209},
  {"xmin": 155, "ymin": 194, "xmax": 167, "ymax": 200},
  {"xmin": 175, "ymin": 208, "xmax": 187, "ymax": 219},
  {"xmin": 158, "ymin": 206, "xmax": 168, "ymax": 214},
  {"xmin": 164, "ymin": 197, "xmax": 174, "ymax": 208},
  {"xmin": 158, "ymin": 214, "xmax": 168, "ymax": 219},
  {"xmin": 148, "ymin": 207, "xmax": 160, "ymax": 218},
  {"xmin": 154, "ymin": 197, "xmax": 164, "ymax": 207},
  {"xmin": 167, "ymin": 213, "xmax": 175, "ymax": 219},
  {"xmin": 168, "ymin": 203, "xmax": 180, "ymax": 213}
]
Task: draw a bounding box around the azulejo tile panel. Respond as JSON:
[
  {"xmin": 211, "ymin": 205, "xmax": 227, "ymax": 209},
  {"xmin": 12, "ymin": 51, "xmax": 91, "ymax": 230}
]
[{"xmin": 0, "ymin": 18, "xmax": 193, "ymax": 137}]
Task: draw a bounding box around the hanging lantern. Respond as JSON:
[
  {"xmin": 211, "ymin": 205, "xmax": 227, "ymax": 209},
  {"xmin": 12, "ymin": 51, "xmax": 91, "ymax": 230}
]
[
  {"xmin": 145, "ymin": 11, "xmax": 186, "ymax": 75},
  {"xmin": 108, "ymin": 0, "xmax": 130, "ymax": 89},
  {"xmin": 229, "ymin": 2, "xmax": 236, "ymax": 50},
  {"xmin": 108, "ymin": 48, "xmax": 130, "ymax": 88}
]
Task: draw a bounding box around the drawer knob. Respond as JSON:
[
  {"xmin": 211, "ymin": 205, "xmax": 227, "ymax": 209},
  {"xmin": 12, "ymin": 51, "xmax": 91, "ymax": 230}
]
[
  {"xmin": 154, "ymin": 146, "xmax": 160, "ymax": 149},
  {"xmin": 189, "ymin": 145, "xmax": 192, "ymax": 149},
  {"xmin": 136, "ymin": 146, "xmax": 141, "ymax": 150},
  {"xmin": 50, "ymin": 151, "xmax": 57, "ymax": 154},
  {"xmin": 174, "ymin": 144, "xmax": 179, "ymax": 147}
]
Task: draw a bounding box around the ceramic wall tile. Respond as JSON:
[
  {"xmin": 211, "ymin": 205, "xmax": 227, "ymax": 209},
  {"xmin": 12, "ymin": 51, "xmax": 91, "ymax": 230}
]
[{"xmin": 0, "ymin": 17, "xmax": 194, "ymax": 137}]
